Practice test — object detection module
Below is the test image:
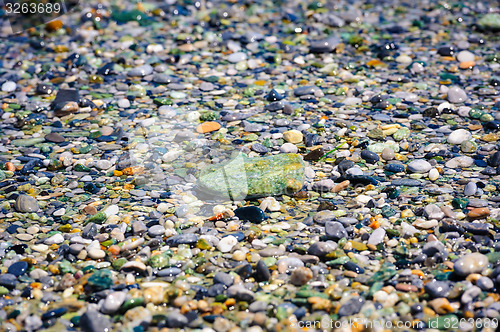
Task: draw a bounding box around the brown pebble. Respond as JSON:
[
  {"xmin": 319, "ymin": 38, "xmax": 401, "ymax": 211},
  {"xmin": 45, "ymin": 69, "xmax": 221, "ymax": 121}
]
[
  {"xmin": 332, "ymin": 180, "xmax": 350, "ymax": 193},
  {"xmin": 45, "ymin": 133, "xmax": 65, "ymax": 143},
  {"xmin": 304, "ymin": 148, "xmax": 324, "ymax": 161},
  {"xmin": 84, "ymin": 206, "xmax": 97, "ymax": 215},
  {"xmin": 395, "ymin": 283, "xmax": 418, "ymax": 292},
  {"xmin": 468, "ymin": 207, "xmax": 490, "ymax": 219},
  {"xmin": 290, "ymin": 267, "xmax": 313, "ymax": 286}
]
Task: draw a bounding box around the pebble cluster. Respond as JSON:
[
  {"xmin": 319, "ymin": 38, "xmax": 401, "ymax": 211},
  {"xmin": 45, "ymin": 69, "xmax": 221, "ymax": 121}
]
[{"xmin": 0, "ymin": 0, "xmax": 500, "ymax": 331}]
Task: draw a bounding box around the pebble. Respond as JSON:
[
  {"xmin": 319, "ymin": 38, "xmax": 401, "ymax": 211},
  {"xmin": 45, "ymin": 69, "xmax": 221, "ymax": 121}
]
[
  {"xmin": 454, "ymin": 253, "xmax": 489, "ymax": 277},
  {"xmin": 407, "ymin": 159, "xmax": 432, "ymax": 173},
  {"xmin": 381, "ymin": 147, "xmax": 395, "ymax": 161},
  {"xmin": 290, "ymin": 267, "xmax": 313, "ymax": 286},
  {"xmin": 447, "ymin": 129, "xmax": 472, "ymax": 145},
  {"xmin": 367, "ymin": 228, "xmax": 385, "ymax": 245},
  {"xmin": 283, "ymin": 130, "xmax": 303, "ymax": 144},
  {"xmin": 1, "ymin": 81, "xmax": 16, "ymax": 92},
  {"xmin": 14, "ymin": 195, "xmax": 39, "ymax": 213},
  {"xmin": 447, "ymin": 86, "xmax": 468, "ymax": 103}
]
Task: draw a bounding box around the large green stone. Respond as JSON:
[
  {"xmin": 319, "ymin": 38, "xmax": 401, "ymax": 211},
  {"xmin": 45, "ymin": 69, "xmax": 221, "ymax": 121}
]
[{"xmin": 197, "ymin": 153, "xmax": 305, "ymax": 199}]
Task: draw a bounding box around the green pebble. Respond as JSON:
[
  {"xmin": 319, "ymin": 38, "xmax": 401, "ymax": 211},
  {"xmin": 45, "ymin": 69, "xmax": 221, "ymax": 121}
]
[
  {"xmin": 120, "ymin": 298, "xmax": 144, "ymax": 313},
  {"xmin": 452, "ymin": 198, "xmax": 468, "ymax": 209},
  {"xmin": 480, "ymin": 113, "xmax": 494, "ymax": 122},
  {"xmin": 85, "ymin": 212, "xmax": 107, "ymax": 225},
  {"xmin": 12, "ymin": 138, "xmax": 45, "ymax": 147},
  {"xmin": 74, "ymin": 164, "xmax": 91, "ymax": 172},
  {"xmin": 87, "ymin": 269, "xmax": 113, "ymax": 290},
  {"xmin": 469, "ymin": 109, "xmax": 484, "ymax": 119},
  {"xmin": 112, "ymin": 258, "xmax": 128, "ymax": 270},
  {"xmin": 0, "ymin": 286, "xmax": 9, "ymax": 296},
  {"xmin": 393, "ymin": 127, "xmax": 410, "ymax": 141},
  {"xmin": 381, "ymin": 205, "xmax": 397, "ymax": 218},
  {"xmin": 59, "ymin": 260, "xmax": 77, "ymax": 274},
  {"xmin": 148, "ymin": 252, "xmax": 171, "ymax": 269}
]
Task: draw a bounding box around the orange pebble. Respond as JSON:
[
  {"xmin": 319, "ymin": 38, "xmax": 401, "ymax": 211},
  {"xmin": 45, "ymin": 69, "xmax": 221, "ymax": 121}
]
[
  {"xmin": 459, "ymin": 61, "xmax": 475, "ymax": 69},
  {"xmin": 108, "ymin": 245, "xmax": 120, "ymax": 255},
  {"xmin": 114, "ymin": 170, "xmax": 123, "ymax": 176},
  {"xmin": 368, "ymin": 219, "xmax": 380, "ymax": 229},
  {"xmin": 5, "ymin": 162, "xmax": 15, "ymax": 172},
  {"xmin": 468, "ymin": 207, "xmax": 490, "ymax": 219},
  {"xmin": 45, "ymin": 20, "xmax": 63, "ymax": 32},
  {"xmin": 123, "ymin": 166, "xmax": 144, "ymax": 175},
  {"xmin": 196, "ymin": 121, "xmax": 221, "ymax": 133}
]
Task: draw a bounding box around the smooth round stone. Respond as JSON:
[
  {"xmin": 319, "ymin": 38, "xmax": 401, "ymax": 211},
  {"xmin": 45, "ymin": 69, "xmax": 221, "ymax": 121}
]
[
  {"xmin": 464, "ymin": 182, "xmax": 477, "ymax": 196},
  {"xmin": 367, "ymin": 228, "xmax": 385, "ymax": 245},
  {"xmin": 7, "ymin": 261, "xmax": 28, "ymax": 276},
  {"xmin": 476, "ymin": 277, "xmax": 494, "ymax": 291},
  {"xmin": 445, "ymin": 156, "xmax": 474, "ymax": 168},
  {"xmin": 45, "ymin": 133, "xmax": 65, "ymax": 143},
  {"xmin": 41, "ymin": 307, "xmax": 67, "ymax": 320},
  {"xmin": 381, "ymin": 147, "xmax": 395, "ymax": 161},
  {"xmin": 345, "ymin": 167, "xmax": 363, "ymax": 176},
  {"xmin": 88, "ymin": 248, "xmax": 106, "ymax": 259},
  {"xmin": 290, "ymin": 267, "xmax": 313, "ymax": 286},
  {"xmin": 457, "ymin": 50, "xmax": 475, "ymax": 63},
  {"xmin": 104, "ymin": 205, "xmax": 119, "ymax": 217},
  {"xmin": 128, "ymin": 64, "xmax": 154, "ymax": 76},
  {"xmin": 44, "ymin": 233, "xmax": 64, "ymax": 245},
  {"xmin": 280, "ymin": 143, "xmax": 298, "ymax": 153},
  {"xmin": 312, "ymin": 179, "xmax": 334, "ymax": 192},
  {"xmin": 14, "ymin": 195, "xmax": 39, "ymax": 213},
  {"xmin": 447, "ymin": 86, "xmax": 468, "ymax": 103},
  {"xmin": 255, "ymin": 260, "xmax": 270, "ymax": 282},
  {"xmin": 460, "ymin": 140, "xmax": 477, "ymax": 153},
  {"xmin": 454, "ymin": 252, "xmax": 489, "ymax": 277},
  {"xmin": 360, "ymin": 150, "xmax": 380, "ymax": 163},
  {"xmin": 117, "ymin": 99, "xmax": 131, "ymax": 108},
  {"xmin": 157, "ymin": 267, "xmax": 182, "ymax": 277},
  {"xmin": 283, "ymin": 130, "xmax": 303, "ymax": 144},
  {"xmin": 234, "ymin": 206, "xmax": 265, "ymax": 223},
  {"xmin": 227, "ymin": 52, "xmax": 247, "ymax": 63},
  {"xmin": 429, "ymin": 168, "xmax": 440, "ymax": 181},
  {"xmin": 424, "ymin": 280, "xmax": 450, "ymax": 298},
  {"xmin": 325, "ymin": 221, "xmax": 347, "ymax": 241},
  {"xmin": 102, "ymin": 292, "xmax": 127, "ymax": 314},
  {"xmin": 251, "ymin": 143, "xmax": 268, "ymax": 154},
  {"xmin": 1, "ymin": 81, "xmax": 16, "ymax": 92},
  {"xmin": 96, "ymin": 160, "xmax": 112, "ymax": 170},
  {"xmin": 407, "ymin": 159, "xmax": 432, "ymax": 173},
  {"xmin": 157, "ymin": 203, "xmax": 170, "ymax": 213},
  {"xmin": 218, "ymin": 236, "xmax": 238, "ymax": 253},
  {"xmin": 0, "ymin": 274, "xmax": 18, "ymax": 288},
  {"xmin": 214, "ymin": 272, "xmax": 234, "ymax": 287},
  {"xmin": 447, "ymin": 129, "xmax": 472, "ymax": 144},
  {"xmin": 384, "ymin": 163, "xmax": 405, "ymax": 173},
  {"xmin": 53, "ymin": 208, "xmax": 65, "ymax": 216},
  {"xmin": 148, "ymin": 225, "xmax": 165, "ymax": 237}
]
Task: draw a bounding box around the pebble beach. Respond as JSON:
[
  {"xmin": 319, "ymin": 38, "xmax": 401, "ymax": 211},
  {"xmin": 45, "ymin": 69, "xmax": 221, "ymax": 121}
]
[{"xmin": 0, "ymin": 0, "xmax": 500, "ymax": 331}]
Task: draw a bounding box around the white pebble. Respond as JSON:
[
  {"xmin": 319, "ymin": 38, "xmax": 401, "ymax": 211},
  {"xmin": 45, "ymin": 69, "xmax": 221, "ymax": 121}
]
[
  {"xmin": 456, "ymin": 50, "xmax": 475, "ymax": 63},
  {"xmin": 1, "ymin": 81, "xmax": 16, "ymax": 92},
  {"xmin": 117, "ymin": 99, "xmax": 131, "ymax": 108},
  {"xmin": 218, "ymin": 235, "xmax": 238, "ymax": 253}
]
